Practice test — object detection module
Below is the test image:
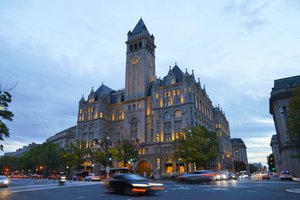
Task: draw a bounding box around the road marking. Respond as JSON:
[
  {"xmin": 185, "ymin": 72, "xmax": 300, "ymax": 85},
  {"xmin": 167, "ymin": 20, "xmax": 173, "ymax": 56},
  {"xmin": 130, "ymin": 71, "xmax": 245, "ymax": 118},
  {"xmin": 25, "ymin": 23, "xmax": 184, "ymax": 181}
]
[{"xmin": 77, "ymin": 197, "xmax": 86, "ymax": 199}]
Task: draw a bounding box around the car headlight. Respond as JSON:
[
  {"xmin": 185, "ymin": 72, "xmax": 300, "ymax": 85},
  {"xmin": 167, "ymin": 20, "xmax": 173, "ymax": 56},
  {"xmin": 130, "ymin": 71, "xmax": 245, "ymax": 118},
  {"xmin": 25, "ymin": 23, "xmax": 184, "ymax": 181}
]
[
  {"xmin": 149, "ymin": 183, "xmax": 163, "ymax": 186},
  {"xmin": 4, "ymin": 180, "xmax": 9, "ymax": 184}
]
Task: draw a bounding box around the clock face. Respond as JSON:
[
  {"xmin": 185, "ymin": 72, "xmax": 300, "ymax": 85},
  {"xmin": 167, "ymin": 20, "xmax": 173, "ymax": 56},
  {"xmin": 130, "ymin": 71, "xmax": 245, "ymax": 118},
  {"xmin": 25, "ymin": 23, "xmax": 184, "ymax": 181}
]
[{"xmin": 131, "ymin": 55, "xmax": 139, "ymax": 65}]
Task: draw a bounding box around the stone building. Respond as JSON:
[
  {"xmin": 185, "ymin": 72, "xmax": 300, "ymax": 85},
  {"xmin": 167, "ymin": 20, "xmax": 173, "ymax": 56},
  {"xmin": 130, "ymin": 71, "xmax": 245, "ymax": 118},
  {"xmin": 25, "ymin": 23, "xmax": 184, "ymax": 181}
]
[
  {"xmin": 231, "ymin": 138, "xmax": 248, "ymax": 165},
  {"xmin": 269, "ymin": 75, "xmax": 300, "ymax": 177},
  {"xmin": 46, "ymin": 126, "xmax": 76, "ymax": 148},
  {"xmin": 214, "ymin": 106, "xmax": 234, "ymax": 171},
  {"xmin": 73, "ymin": 19, "xmax": 231, "ymax": 177},
  {"xmin": 270, "ymin": 134, "xmax": 282, "ymax": 172}
]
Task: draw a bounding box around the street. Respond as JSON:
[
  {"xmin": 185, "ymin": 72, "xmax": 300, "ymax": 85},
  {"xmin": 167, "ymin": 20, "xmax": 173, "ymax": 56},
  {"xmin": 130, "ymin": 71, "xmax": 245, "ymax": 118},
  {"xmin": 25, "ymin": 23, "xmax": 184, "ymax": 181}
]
[{"xmin": 0, "ymin": 179, "xmax": 299, "ymax": 200}]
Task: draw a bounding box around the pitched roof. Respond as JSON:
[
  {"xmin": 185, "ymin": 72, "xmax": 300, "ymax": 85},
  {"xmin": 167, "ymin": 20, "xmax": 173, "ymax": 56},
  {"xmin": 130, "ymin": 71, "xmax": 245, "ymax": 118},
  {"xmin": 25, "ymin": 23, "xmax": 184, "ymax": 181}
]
[
  {"xmin": 95, "ymin": 84, "xmax": 114, "ymax": 96},
  {"xmin": 132, "ymin": 18, "xmax": 148, "ymax": 34}
]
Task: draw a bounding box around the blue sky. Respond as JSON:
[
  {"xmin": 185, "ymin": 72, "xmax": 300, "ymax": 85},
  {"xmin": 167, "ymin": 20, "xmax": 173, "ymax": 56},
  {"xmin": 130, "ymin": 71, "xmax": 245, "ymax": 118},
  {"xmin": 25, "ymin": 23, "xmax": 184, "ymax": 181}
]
[{"xmin": 0, "ymin": 0, "xmax": 299, "ymax": 165}]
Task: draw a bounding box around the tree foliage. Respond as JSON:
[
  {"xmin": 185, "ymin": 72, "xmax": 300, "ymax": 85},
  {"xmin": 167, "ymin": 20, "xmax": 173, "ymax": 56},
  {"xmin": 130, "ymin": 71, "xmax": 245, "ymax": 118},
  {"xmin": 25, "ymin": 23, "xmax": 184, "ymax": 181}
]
[
  {"xmin": 286, "ymin": 86, "xmax": 300, "ymax": 157},
  {"xmin": 62, "ymin": 140, "xmax": 91, "ymax": 171},
  {"xmin": 0, "ymin": 91, "xmax": 14, "ymax": 151},
  {"xmin": 115, "ymin": 139, "xmax": 138, "ymax": 167},
  {"xmin": 234, "ymin": 160, "xmax": 247, "ymax": 172},
  {"xmin": 172, "ymin": 125, "xmax": 219, "ymax": 170}
]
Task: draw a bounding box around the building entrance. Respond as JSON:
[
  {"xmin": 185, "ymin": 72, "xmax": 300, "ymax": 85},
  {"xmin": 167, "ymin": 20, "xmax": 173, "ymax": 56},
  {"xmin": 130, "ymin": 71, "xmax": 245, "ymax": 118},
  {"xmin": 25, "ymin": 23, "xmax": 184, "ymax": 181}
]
[{"xmin": 137, "ymin": 160, "xmax": 151, "ymax": 177}]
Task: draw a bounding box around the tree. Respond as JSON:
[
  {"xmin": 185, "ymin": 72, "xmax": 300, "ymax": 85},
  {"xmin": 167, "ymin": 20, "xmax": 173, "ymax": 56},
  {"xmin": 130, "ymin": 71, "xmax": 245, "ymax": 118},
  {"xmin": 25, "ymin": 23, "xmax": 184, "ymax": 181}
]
[
  {"xmin": 172, "ymin": 125, "xmax": 219, "ymax": 171},
  {"xmin": 18, "ymin": 143, "xmax": 63, "ymax": 176},
  {"xmin": 234, "ymin": 160, "xmax": 247, "ymax": 172},
  {"xmin": 0, "ymin": 88, "xmax": 14, "ymax": 151},
  {"xmin": 286, "ymin": 86, "xmax": 300, "ymax": 157},
  {"xmin": 115, "ymin": 139, "xmax": 138, "ymax": 167},
  {"xmin": 62, "ymin": 140, "xmax": 91, "ymax": 171},
  {"xmin": 249, "ymin": 163, "xmax": 259, "ymax": 174}
]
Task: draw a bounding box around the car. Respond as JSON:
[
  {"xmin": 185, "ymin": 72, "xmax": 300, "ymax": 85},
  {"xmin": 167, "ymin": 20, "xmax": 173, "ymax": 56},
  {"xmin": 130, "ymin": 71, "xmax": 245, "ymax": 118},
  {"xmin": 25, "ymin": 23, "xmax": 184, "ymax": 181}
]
[
  {"xmin": 0, "ymin": 176, "xmax": 9, "ymax": 188},
  {"xmin": 83, "ymin": 173, "xmax": 101, "ymax": 181},
  {"xmin": 32, "ymin": 174, "xmax": 42, "ymax": 179},
  {"xmin": 228, "ymin": 172, "xmax": 237, "ymax": 180},
  {"xmin": 262, "ymin": 173, "xmax": 270, "ymax": 180},
  {"xmin": 106, "ymin": 173, "xmax": 164, "ymax": 195},
  {"xmin": 280, "ymin": 171, "xmax": 292, "ymax": 181},
  {"xmin": 72, "ymin": 172, "xmax": 83, "ymax": 181},
  {"xmin": 176, "ymin": 170, "xmax": 216, "ymax": 183},
  {"xmin": 48, "ymin": 174, "xmax": 60, "ymax": 179}
]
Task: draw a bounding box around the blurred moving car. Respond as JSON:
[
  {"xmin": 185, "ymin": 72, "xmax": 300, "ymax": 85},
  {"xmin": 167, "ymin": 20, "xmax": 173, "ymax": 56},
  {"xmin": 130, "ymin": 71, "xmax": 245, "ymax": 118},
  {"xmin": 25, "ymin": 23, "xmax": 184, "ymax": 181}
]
[
  {"xmin": 215, "ymin": 171, "xmax": 229, "ymax": 181},
  {"xmin": 176, "ymin": 170, "xmax": 216, "ymax": 183},
  {"xmin": 0, "ymin": 176, "xmax": 9, "ymax": 188},
  {"xmin": 107, "ymin": 174, "xmax": 164, "ymax": 195},
  {"xmin": 280, "ymin": 171, "xmax": 292, "ymax": 181},
  {"xmin": 84, "ymin": 173, "xmax": 101, "ymax": 181}
]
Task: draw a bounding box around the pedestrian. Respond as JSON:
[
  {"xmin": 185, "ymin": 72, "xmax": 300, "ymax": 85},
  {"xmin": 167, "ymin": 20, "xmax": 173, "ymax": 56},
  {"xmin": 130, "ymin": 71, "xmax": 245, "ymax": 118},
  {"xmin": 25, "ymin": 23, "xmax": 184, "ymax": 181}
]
[{"xmin": 150, "ymin": 171, "xmax": 155, "ymax": 181}]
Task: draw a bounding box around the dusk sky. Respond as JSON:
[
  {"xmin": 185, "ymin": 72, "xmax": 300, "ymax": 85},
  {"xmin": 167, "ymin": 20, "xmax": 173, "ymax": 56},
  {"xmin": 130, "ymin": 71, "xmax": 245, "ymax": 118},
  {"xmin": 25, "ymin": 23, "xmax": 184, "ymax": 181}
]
[{"xmin": 1, "ymin": 0, "xmax": 299, "ymax": 165}]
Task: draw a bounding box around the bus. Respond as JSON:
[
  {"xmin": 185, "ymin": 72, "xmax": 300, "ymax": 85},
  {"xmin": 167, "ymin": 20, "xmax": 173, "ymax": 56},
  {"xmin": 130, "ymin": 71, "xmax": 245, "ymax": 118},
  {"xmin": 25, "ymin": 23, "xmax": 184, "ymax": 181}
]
[{"xmin": 100, "ymin": 167, "xmax": 130, "ymax": 179}]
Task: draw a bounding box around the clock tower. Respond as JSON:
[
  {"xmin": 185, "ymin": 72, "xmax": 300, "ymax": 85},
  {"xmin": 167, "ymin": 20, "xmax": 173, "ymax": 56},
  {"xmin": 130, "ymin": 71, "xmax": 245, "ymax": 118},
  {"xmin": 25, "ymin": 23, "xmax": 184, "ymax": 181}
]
[{"xmin": 125, "ymin": 18, "xmax": 156, "ymax": 100}]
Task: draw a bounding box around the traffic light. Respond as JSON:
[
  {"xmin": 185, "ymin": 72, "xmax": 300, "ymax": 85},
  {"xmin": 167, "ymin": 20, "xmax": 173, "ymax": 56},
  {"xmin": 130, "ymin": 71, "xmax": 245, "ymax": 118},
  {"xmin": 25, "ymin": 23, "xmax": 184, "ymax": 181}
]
[
  {"xmin": 130, "ymin": 158, "xmax": 133, "ymax": 162},
  {"xmin": 108, "ymin": 153, "xmax": 112, "ymax": 161}
]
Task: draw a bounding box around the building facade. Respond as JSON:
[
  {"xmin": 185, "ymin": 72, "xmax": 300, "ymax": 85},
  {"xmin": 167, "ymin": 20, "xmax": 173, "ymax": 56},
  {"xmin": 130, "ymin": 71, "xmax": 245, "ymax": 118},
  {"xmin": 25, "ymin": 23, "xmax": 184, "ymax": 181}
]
[
  {"xmin": 3, "ymin": 143, "xmax": 40, "ymax": 158},
  {"xmin": 74, "ymin": 19, "xmax": 232, "ymax": 177},
  {"xmin": 269, "ymin": 75, "xmax": 300, "ymax": 177},
  {"xmin": 270, "ymin": 134, "xmax": 282, "ymax": 172},
  {"xmin": 231, "ymin": 138, "xmax": 248, "ymax": 165}
]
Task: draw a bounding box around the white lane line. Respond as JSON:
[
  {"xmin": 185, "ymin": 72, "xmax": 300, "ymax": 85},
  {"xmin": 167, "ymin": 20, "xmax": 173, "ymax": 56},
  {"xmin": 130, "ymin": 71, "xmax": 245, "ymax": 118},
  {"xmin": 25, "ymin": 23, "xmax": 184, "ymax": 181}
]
[{"xmin": 77, "ymin": 197, "xmax": 86, "ymax": 199}]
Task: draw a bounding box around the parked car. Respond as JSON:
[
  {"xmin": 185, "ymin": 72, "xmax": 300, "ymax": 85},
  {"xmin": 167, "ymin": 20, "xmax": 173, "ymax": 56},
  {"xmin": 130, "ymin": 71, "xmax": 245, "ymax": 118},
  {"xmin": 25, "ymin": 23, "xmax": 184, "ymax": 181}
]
[
  {"xmin": 0, "ymin": 176, "xmax": 9, "ymax": 188},
  {"xmin": 280, "ymin": 171, "xmax": 292, "ymax": 181},
  {"xmin": 72, "ymin": 172, "xmax": 83, "ymax": 181},
  {"xmin": 48, "ymin": 174, "xmax": 60, "ymax": 179},
  {"xmin": 106, "ymin": 173, "xmax": 164, "ymax": 195},
  {"xmin": 32, "ymin": 174, "xmax": 42, "ymax": 179},
  {"xmin": 176, "ymin": 170, "xmax": 216, "ymax": 183},
  {"xmin": 84, "ymin": 173, "xmax": 101, "ymax": 181}
]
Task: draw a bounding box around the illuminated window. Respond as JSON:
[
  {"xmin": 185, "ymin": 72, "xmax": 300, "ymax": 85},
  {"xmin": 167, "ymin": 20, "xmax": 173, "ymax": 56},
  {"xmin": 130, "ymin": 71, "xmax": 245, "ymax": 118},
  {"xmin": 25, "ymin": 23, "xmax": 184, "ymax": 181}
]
[
  {"xmin": 138, "ymin": 101, "xmax": 141, "ymax": 109},
  {"xmin": 156, "ymin": 93, "xmax": 159, "ymax": 99},
  {"xmin": 188, "ymin": 87, "xmax": 191, "ymax": 92},
  {"xmin": 94, "ymin": 111, "xmax": 98, "ymax": 119},
  {"xmin": 177, "ymin": 89, "xmax": 180, "ymax": 95},
  {"xmin": 175, "ymin": 110, "xmax": 181, "ymax": 118},
  {"xmin": 112, "ymin": 113, "xmax": 115, "ymax": 121},
  {"xmin": 100, "ymin": 112, "xmax": 103, "ymax": 118},
  {"xmin": 180, "ymin": 96, "xmax": 184, "ymax": 104},
  {"xmin": 156, "ymin": 133, "xmax": 160, "ymax": 142}
]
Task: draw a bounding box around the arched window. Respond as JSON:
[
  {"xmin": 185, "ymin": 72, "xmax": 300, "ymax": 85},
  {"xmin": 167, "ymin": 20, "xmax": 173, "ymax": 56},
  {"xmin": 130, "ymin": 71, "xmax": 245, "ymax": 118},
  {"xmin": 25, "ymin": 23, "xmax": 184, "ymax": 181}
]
[
  {"xmin": 130, "ymin": 117, "xmax": 138, "ymax": 139},
  {"xmin": 175, "ymin": 110, "xmax": 181, "ymax": 118},
  {"xmin": 164, "ymin": 112, "xmax": 171, "ymax": 120}
]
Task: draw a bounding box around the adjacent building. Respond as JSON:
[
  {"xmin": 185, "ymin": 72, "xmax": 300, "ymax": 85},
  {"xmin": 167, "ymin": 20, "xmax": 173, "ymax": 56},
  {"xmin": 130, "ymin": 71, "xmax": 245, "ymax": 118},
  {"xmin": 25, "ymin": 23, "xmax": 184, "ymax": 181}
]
[
  {"xmin": 269, "ymin": 75, "xmax": 300, "ymax": 177},
  {"xmin": 231, "ymin": 138, "xmax": 248, "ymax": 165},
  {"xmin": 3, "ymin": 143, "xmax": 40, "ymax": 157},
  {"xmin": 46, "ymin": 125, "xmax": 77, "ymax": 148},
  {"xmin": 270, "ymin": 134, "xmax": 282, "ymax": 172}
]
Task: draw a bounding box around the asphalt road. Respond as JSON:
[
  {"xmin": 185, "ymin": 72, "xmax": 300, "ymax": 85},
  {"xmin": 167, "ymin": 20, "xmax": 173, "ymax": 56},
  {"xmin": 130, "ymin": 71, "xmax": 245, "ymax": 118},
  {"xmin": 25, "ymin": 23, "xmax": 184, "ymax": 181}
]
[{"xmin": 0, "ymin": 179, "xmax": 299, "ymax": 200}]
